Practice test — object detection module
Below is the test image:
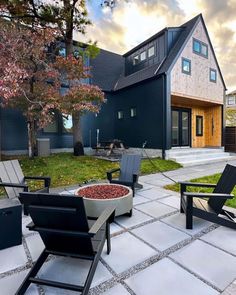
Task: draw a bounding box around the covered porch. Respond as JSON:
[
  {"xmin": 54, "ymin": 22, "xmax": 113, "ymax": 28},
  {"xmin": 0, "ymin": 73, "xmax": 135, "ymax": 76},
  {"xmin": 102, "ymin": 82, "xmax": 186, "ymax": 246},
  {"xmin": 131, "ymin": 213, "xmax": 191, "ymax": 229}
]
[{"xmin": 171, "ymin": 94, "xmax": 223, "ymax": 148}]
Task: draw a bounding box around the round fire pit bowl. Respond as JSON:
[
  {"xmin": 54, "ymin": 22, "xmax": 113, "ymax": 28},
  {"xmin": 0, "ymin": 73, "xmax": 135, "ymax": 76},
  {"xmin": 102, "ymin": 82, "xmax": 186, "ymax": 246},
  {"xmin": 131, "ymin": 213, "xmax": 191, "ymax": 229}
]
[{"xmin": 75, "ymin": 183, "xmax": 133, "ymax": 218}]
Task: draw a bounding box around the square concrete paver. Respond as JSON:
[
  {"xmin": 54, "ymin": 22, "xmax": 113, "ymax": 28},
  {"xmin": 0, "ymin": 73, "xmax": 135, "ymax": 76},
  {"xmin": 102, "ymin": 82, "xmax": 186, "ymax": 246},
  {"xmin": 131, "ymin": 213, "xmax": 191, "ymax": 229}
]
[
  {"xmin": 103, "ymin": 284, "xmax": 130, "ymax": 295},
  {"xmin": 157, "ymin": 195, "xmax": 180, "ymax": 209},
  {"xmin": 102, "ymin": 232, "xmax": 156, "ymax": 274},
  {"xmin": 201, "ymin": 227, "xmax": 236, "ymax": 256},
  {"xmin": 136, "ymin": 201, "xmax": 176, "ymax": 218},
  {"xmin": 137, "ymin": 187, "xmax": 170, "ymax": 200},
  {"xmin": 115, "ymin": 209, "xmax": 153, "ymax": 229},
  {"xmin": 133, "ymin": 195, "xmax": 150, "ymax": 205},
  {"xmin": 25, "ymin": 234, "xmax": 45, "ymax": 261},
  {"xmin": 132, "ymin": 221, "xmax": 190, "ymax": 251},
  {"xmin": 162, "ymin": 213, "xmax": 213, "ymax": 235},
  {"xmin": 110, "ymin": 223, "xmax": 123, "ymax": 235},
  {"xmin": 0, "ymin": 270, "xmax": 39, "ymax": 295},
  {"xmin": 0, "ymin": 244, "xmax": 28, "ymax": 273},
  {"xmin": 170, "ymin": 240, "xmax": 236, "ymax": 291},
  {"xmin": 38, "ymin": 257, "xmax": 112, "ymax": 293},
  {"xmin": 125, "ymin": 258, "xmax": 219, "ymax": 295}
]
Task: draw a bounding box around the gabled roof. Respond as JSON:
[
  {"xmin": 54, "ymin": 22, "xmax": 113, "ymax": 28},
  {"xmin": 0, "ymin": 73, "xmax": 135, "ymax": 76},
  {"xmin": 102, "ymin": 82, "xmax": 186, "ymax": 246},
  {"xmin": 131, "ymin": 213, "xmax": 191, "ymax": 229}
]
[
  {"xmin": 90, "ymin": 48, "xmax": 124, "ymax": 92},
  {"xmin": 113, "ymin": 14, "xmax": 226, "ymax": 91}
]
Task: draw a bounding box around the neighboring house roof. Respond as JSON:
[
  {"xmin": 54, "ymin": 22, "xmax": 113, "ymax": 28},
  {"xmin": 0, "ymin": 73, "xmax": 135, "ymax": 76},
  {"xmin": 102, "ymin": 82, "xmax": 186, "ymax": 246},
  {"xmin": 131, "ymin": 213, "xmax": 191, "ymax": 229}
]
[
  {"xmin": 226, "ymin": 90, "xmax": 236, "ymax": 96},
  {"xmin": 90, "ymin": 49, "xmax": 124, "ymax": 92}
]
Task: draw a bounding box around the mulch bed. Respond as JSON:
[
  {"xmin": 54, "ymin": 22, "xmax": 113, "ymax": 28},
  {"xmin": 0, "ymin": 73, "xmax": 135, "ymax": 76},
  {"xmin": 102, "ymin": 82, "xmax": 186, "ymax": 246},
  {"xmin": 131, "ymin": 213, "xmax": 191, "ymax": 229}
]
[{"xmin": 76, "ymin": 184, "xmax": 129, "ymax": 199}]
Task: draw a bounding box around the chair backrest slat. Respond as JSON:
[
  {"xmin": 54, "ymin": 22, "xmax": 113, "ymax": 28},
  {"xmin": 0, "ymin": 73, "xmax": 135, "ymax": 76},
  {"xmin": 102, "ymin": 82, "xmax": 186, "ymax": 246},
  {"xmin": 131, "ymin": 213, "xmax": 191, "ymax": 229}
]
[
  {"xmin": 0, "ymin": 161, "xmax": 18, "ymax": 198},
  {"xmin": 19, "ymin": 192, "xmax": 94, "ymax": 256},
  {"xmin": 209, "ymin": 164, "xmax": 236, "ymax": 214},
  {"xmin": 119, "ymin": 154, "xmax": 142, "ymax": 182}
]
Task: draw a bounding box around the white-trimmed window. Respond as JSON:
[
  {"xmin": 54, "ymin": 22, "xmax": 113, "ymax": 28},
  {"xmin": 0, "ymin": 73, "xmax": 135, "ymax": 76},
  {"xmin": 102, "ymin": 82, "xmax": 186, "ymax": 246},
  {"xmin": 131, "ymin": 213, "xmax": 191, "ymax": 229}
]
[
  {"xmin": 130, "ymin": 107, "xmax": 137, "ymax": 118},
  {"xmin": 133, "ymin": 55, "xmax": 139, "ymax": 65},
  {"xmin": 140, "ymin": 51, "xmax": 146, "ymax": 61},
  {"xmin": 148, "ymin": 46, "xmax": 155, "ymax": 57},
  {"xmin": 118, "ymin": 110, "xmax": 124, "ymax": 120}
]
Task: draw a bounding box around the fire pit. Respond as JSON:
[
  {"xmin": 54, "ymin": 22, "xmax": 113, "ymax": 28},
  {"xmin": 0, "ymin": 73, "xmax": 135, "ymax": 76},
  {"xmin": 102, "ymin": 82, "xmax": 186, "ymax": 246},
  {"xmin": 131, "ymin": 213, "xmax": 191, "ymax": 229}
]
[{"xmin": 75, "ymin": 183, "xmax": 133, "ymax": 218}]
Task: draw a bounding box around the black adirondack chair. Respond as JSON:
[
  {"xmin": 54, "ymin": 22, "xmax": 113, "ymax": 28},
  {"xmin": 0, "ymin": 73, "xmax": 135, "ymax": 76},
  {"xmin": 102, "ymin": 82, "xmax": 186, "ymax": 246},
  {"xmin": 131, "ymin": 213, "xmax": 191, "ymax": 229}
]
[
  {"xmin": 107, "ymin": 154, "xmax": 142, "ymax": 197},
  {"xmin": 180, "ymin": 164, "xmax": 236, "ymax": 229},
  {"xmin": 0, "ymin": 160, "xmax": 50, "ymax": 214},
  {"xmin": 16, "ymin": 192, "xmax": 115, "ymax": 295}
]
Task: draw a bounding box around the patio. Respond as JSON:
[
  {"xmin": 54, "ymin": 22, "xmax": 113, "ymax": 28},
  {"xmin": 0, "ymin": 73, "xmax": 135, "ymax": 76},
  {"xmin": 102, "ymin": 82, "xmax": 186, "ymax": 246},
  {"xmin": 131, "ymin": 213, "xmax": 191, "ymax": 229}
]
[{"xmin": 0, "ymin": 164, "xmax": 236, "ymax": 295}]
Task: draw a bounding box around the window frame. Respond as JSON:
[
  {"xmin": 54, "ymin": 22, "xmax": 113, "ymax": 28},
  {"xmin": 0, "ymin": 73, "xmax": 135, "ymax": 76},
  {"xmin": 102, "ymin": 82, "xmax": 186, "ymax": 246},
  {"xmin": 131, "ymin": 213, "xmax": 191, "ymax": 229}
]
[
  {"xmin": 130, "ymin": 107, "xmax": 137, "ymax": 118},
  {"xmin": 196, "ymin": 115, "xmax": 203, "ymax": 136},
  {"xmin": 148, "ymin": 46, "xmax": 155, "ymax": 58},
  {"xmin": 117, "ymin": 110, "xmax": 124, "ymax": 120},
  {"xmin": 140, "ymin": 51, "xmax": 147, "ymax": 62},
  {"xmin": 227, "ymin": 96, "xmax": 236, "ymax": 105},
  {"xmin": 62, "ymin": 114, "xmax": 73, "ymax": 134},
  {"xmin": 193, "ymin": 38, "xmax": 208, "ymax": 58},
  {"xmin": 182, "ymin": 57, "xmax": 191, "ymax": 75},
  {"xmin": 209, "ymin": 68, "xmax": 217, "ymax": 83},
  {"xmin": 133, "ymin": 55, "xmax": 139, "ymax": 65}
]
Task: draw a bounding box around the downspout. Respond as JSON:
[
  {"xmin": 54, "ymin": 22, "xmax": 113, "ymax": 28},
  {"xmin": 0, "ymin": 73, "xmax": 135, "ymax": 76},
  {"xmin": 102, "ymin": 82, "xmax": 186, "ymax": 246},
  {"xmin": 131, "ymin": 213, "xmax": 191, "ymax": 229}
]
[{"xmin": 162, "ymin": 73, "xmax": 166, "ymax": 159}]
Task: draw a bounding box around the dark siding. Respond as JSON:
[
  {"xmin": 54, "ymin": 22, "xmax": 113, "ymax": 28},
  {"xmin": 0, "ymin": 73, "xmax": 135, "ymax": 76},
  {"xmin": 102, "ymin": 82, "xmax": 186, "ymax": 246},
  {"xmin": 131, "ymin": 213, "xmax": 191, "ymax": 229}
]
[
  {"xmin": 1, "ymin": 108, "xmax": 28, "ymax": 151},
  {"xmin": 167, "ymin": 28, "xmax": 183, "ymax": 53},
  {"xmin": 125, "ymin": 33, "xmax": 166, "ymax": 76}
]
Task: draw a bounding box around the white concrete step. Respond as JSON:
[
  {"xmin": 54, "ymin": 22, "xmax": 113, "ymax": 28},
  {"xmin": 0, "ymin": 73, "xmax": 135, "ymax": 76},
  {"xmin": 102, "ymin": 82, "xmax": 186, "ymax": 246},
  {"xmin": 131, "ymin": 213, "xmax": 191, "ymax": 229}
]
[
  {"xmin": 167, "ymin": 148, "xmax": 224, "ymax": 157},
  {"xmin": 169, "ymin": 152, "xmax": 231, "ymax": 161},
  {"xmin": 177, "ymin": 155, "xmax": 236, "ymax": 167}
]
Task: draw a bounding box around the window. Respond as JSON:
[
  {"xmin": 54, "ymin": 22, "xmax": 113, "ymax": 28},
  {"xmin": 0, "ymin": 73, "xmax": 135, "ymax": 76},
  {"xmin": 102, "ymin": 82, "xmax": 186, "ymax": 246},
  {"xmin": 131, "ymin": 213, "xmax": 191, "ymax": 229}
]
[
  {"xmin": 210, "ymin": 68, "xmax": 217, "ymax": 82},
  {"xmin": 59, "ymin": 48, "xmax": 66, "ymax": 57},
  {"xmin": 133, "ymin": 55, "xmax": 139, "ymax": 65},
  {"xmin": 182, "ymin": 58, "xmax": 191, "ymax": 75},
  {"xmin": 196, "ymin": 116, "xmax": 203, "ymax": 136},
  {"xmin": 130, "ymin": 107, "xmax": 137, "ymax": 118},
  {"xmin": 228, "ymin": 96, "xmax": 236, "ymax": 105},
  {"xmin": 43, "ymin": 120, "xmax": 58, "ymax": 133},
  {"xmin": 117, "ymin": 110, "xmax": 124, "ymax": 120},
  {"xmin": 63, "ymin": 114, "xmax": 73, "ymax": 133},
  {"xmin": 193, "ymin": 39, "xmax": 201, "ymax": 53},
  {"xmin": 140, "ymin": 51, "xmax": 146, "ymax": 61},
  {"xmin": 148, "ymin": 46, "xmax": 155, "ymax": 57},
  {"xmin": 193, "ymin": 38, "xmax": 208, "ymax": 57}
]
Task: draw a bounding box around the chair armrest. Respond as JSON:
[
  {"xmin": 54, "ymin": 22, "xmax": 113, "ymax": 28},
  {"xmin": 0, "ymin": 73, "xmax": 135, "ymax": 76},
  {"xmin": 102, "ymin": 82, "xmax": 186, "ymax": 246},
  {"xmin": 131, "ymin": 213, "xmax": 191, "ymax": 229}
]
[
  {"xmin": 0, "ymin": 182, "xmax": 28, "ymax": 190},
  {"xmin": 183, "ymin": 192, "xmax": 234, "ymax": 199},
  {"xmin": 179, "ymin": 181, "xmax": 217, "ymax": 188},
  {"xmin": 24, "ymin": 176, "xmax": 51, "ymax": 187},
  {"xmin": 107, "ymin": 168, "xmax": 120, "ymax": 181},
  {"xmin": 89, "ymin": 206, "xmax": 116, "ymax": 236}
]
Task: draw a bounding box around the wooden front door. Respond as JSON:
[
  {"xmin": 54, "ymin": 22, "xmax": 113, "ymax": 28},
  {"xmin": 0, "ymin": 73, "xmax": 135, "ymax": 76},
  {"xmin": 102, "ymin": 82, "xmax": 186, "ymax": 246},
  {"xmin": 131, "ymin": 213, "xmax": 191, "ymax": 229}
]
[{"xmin": 171, "ymin": 108, "xmax": 191, "ymax": 147}]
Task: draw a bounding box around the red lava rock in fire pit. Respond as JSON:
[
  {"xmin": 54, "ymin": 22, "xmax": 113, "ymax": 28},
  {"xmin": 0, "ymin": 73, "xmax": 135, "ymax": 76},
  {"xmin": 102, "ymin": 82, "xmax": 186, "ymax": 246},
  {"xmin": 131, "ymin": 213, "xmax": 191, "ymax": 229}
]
[{"xmin": 76, "ymin": 184, "xmax": 129, "ymax": 199}]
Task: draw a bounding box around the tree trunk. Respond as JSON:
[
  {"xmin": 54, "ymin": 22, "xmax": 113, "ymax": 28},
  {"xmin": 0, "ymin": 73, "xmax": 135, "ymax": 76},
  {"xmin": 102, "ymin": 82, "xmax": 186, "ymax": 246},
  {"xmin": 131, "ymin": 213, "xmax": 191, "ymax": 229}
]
[
  {"xmin": 72, "ymin": 112, "xmax": 84, "ymax": 156},
  {"xmin": 27, "ymin": 119, "xmax": 36, "ymax": 158}
]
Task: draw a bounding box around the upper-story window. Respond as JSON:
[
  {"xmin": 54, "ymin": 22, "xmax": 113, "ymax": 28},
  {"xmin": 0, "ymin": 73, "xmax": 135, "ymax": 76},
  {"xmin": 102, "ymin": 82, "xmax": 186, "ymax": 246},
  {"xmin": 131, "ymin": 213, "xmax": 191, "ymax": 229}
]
[
  {"xmin": 117, "ymin": 110, "xmax": 124, "ymax": 120},
  {"xmin": 148, "ymin": 46, "xmax": 155, "ymax": 57},
  {"xmin": 210, "ymin": 68, "xmax": 217, "ymax": 82},
  {"xmin": 140, "ymin": 51, "xmax": 146, "ymax": 61},
  {"xmin": 227, "ymin": 96, "xmax": 236, "ymax": 105},
  {"xmin": 193, "ymin": 38, "xmax": 208, "ymax": 58},
  {"xmin": 182, "ymin": 58, "xmax": 191, "ymax": 75},
  {"xmin": 133, "ymin": 55, "xmax": 139, "ymax": 65},
  {"xmin": 130, "ymin": 107, "xmax": 137, "ymax": 118}
]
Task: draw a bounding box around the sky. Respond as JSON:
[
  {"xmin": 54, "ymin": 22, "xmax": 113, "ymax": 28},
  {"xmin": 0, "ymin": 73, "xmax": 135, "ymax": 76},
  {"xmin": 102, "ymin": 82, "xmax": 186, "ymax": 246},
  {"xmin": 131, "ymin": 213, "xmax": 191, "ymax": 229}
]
[{"xmin": 74, "ymin": 0, "xmax": 236, "ymax": 93}]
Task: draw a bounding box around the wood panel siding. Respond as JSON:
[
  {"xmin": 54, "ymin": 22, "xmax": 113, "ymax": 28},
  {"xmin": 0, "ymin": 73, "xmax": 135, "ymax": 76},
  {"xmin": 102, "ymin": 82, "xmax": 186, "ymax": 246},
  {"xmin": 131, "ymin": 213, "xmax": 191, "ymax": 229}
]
[
  {"xmin": 171, "ymin": 20, "xmax": 224, "ymax": 104},
  {"xmin": 172, "ymin": 98, "xmax": 222, "ymax": 148}
]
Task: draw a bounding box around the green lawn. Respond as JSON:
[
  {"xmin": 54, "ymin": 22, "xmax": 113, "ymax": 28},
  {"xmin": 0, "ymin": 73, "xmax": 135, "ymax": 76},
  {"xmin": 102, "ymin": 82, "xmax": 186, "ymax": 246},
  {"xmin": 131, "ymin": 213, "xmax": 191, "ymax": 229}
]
[
  {"xmin": 1, "ymin": 153, "xmax": 181, "ymax": 193},
  {"xmin": 165, "ymin": 173, "xmax": 236, "ymax": 209}
]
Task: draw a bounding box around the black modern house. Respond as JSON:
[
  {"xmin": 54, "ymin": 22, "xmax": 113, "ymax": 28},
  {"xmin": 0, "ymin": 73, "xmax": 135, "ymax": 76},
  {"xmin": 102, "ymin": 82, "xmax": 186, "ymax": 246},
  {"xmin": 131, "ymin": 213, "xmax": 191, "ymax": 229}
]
[{"xmin": 0, "ymin": 14, "xmax": 226, "ymax": 158}]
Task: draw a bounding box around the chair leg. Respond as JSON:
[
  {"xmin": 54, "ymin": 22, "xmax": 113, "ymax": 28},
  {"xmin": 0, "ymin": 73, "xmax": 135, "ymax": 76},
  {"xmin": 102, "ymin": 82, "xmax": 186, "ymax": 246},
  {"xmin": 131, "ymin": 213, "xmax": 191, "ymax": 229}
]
[
  {"xmin": 15, "ymin": 249, "xmax": 48, "ymax": 295},
  {"xmin": 186, "ymin": 211, "xmax": 193, "ymax": 229},
  {"xmin": 106, "ymin": 222, "xmax": 111, "ymax": 254}
]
